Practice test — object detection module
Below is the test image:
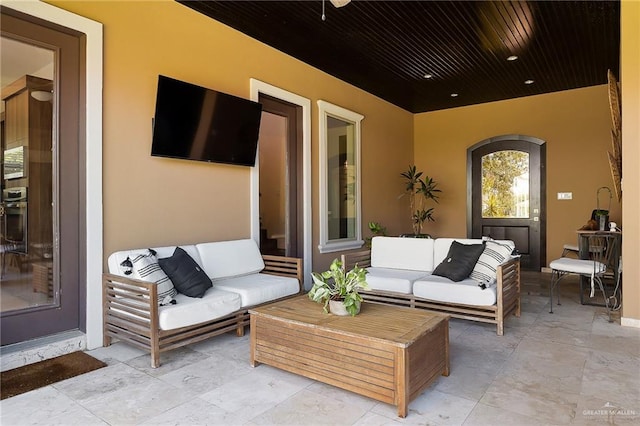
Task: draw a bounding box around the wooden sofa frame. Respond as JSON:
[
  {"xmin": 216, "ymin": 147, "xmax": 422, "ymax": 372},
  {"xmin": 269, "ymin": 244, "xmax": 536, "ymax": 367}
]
[
  {"xmin": 103, "ymin": 254, "xmax": 303, "ymax": 368},
  {"xmin": 342, "ymin": 250, "xmax": 521, "ymax": 336}
]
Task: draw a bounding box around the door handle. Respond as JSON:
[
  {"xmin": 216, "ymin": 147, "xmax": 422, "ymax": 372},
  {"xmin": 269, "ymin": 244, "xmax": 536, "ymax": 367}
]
[{"xmin": 533, "ymin": 217, "xmax": 539, "ymax": 221}]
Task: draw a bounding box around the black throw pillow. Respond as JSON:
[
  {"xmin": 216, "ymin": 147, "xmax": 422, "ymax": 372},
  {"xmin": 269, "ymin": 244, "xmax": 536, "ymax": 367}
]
[
  {"xmin": 158, "ymin": 247, "xmax": 212, "ymax": 298},
  {"xmin": 432, "ymin": 241, "xmax": 486, "ymax": 282}
]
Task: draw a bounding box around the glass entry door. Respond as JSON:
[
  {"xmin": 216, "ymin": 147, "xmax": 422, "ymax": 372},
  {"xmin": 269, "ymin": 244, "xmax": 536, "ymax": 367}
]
[{"xmin": 1, "ymin": 10, "xmax": 82, "ymax": 345}]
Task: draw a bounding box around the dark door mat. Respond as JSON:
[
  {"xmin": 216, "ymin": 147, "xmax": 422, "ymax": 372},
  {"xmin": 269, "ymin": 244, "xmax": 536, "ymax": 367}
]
[{"xmin": 1, "ymin": 350, "xmax": 107, "ymax": 400}]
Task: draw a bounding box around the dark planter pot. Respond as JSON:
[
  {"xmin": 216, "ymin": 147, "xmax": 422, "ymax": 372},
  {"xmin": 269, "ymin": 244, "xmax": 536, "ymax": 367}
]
[
  {"xmin": 596, "ymin": 215, "xmax": 609, "ymax": 231},
  {"xmin": 399, "ymin": 233, "xmax": 432, "ymax": 239}
]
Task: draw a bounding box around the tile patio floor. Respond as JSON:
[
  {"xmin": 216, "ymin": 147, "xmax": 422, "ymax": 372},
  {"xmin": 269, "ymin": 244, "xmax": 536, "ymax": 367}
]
[{"xmin": 1, "ymin": 272, "xmax": 639, "ymax": 425}]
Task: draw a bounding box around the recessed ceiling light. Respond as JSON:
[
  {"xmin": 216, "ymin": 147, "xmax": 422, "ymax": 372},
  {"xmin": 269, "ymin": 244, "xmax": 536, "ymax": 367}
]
[
  {"xmin": 507, "ymin": 55, "xmax": 518, "ymax": 61},
  {"xmin": 450, "ymin": 93, "xmax": 459, "ymax": 97},
  {"xmin": 424, "ymin": 73, "xmax": 433, "ymax": 79},
  {"xmin": 525, "ymin": 79, "xmax": 534, "ymax": 85}
]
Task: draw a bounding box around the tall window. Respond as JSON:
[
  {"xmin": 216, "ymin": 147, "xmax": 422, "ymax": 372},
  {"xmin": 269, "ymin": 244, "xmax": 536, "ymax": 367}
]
[
  {"xmin": 481, "ymin": 150, "xmax": 529, "ymax": 218},
  {"xmin": 317, "ymin": 100, "xmax": 363, "ymax": 253}
]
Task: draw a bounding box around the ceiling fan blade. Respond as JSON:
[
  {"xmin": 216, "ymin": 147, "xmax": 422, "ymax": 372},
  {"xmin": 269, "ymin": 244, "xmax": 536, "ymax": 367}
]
[{"xmin": 330, "ymin": 0, "xmax": 351, "ymax": 8}]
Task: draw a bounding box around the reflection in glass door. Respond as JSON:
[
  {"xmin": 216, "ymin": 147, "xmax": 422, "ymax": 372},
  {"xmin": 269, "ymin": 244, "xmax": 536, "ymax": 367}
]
[{"xmin": 0, "ymin": 36, "xmax": 55, "ymax": 314}]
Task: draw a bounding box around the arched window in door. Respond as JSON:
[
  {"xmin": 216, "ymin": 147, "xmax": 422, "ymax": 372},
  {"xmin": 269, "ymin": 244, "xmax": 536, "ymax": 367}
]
[{"xmin": 481, "ymin": 150, "xmax": 530, "ymax": 218}]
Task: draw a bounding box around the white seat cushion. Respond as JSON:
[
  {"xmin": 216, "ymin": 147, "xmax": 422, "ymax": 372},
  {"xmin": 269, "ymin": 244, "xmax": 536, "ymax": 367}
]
[
  {"xmin": 550, "ymin": 258, "xmax": 606, "ymax": 275},
  {"xmin": 159, "ymin": 288, "xmax": 242, "ymax": 330},
  {"xmin": 215, "ymin": 273, "xmax": 299, "ymax": 307},
  {"xmin": 413, "ymin": 275, "xmax": 497, "ymax": 306},
  {"xmin": 365, "ymin": 267, "xmax": 430, "ymax": 294}
]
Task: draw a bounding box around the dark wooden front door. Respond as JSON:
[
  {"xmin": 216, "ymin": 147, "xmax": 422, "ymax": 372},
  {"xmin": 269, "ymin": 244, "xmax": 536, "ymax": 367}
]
[{"xmin": 468, "ymin": 135, "xmax": 546, "ymax": 271}]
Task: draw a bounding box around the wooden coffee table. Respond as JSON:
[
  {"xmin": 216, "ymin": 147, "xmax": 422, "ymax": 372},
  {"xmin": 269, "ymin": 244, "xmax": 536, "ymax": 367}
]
[{"xmin": 249, "ymin": 295, "xmax": 449, "ymax": 417}]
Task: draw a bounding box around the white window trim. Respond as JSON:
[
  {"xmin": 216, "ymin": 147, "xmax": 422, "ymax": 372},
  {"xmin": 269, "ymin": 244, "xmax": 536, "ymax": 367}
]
[{"xmin": 317, "ymin": 100, "xmax": 364, "ymax": 253}]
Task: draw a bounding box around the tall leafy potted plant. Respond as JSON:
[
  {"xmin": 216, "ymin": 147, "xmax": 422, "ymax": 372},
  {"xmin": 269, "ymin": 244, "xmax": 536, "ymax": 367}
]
[
  {"xmin": 400, "ymin": 165, "xmax": 441, "ymax": 236},
  {"xmin": 308, "ymin": 259, "xmax": 369, "ymax": 316}
]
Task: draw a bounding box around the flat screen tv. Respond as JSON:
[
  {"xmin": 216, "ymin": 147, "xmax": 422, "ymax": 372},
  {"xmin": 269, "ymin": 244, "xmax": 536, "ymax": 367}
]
[{"xmin": 151, "ymin": 75, "xmax": 263, "ymax": 167}]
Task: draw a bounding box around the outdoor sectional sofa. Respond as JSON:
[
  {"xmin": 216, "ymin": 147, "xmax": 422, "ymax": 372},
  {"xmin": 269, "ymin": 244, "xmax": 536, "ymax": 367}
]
[
  {"xmin": 342, "ymin": 236, "xmax": 521, "ymax": 335},
  {"xmin": 103, "ymin": 239, "xmax": 302, "ymax": 367}
]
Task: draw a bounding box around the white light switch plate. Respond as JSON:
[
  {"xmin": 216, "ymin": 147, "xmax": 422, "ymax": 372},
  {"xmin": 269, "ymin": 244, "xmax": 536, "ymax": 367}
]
[{"xmin": 557, "ymin": 192, "xmax": 573, "ymax": 200}]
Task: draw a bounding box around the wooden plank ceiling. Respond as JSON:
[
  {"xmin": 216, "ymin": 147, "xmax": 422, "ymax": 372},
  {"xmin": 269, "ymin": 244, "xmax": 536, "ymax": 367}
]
[{"xmin": 178, "ymin": 0, "xmax": 620, "ymax": 113}]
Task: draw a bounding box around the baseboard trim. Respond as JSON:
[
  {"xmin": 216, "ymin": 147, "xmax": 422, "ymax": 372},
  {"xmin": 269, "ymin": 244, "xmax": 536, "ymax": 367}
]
[
  {"xmin": 541, "ymin": 267, "xmax": 552, "ymax": 273},
  {"xmin": 621, "ymin": 317, "xmax": 640, "ymax": 328}
]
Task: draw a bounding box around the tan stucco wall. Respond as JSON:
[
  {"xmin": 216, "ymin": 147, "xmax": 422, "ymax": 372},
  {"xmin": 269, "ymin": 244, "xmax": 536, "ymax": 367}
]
[
  {"xmin": 621, "ymin": 0, "xmax": 640, "ymax": 323},
  {"xmin": 48, "ymin": 0, "xmax": 639, "ymax": 323},
  {"xmin": 49, "ymin": 0, "xmax": 414, "ymax": 272},
  {"xmin": 413, "ymin": 85, "xmax": 620, "ymax": 263}
]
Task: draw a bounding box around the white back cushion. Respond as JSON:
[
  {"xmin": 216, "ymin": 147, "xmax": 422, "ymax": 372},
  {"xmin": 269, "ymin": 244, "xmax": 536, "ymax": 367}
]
[
  {"xmin": 107, "ymin": 245, "xmax": 202, "ymax": 277},
  {"xmin": 371, "ymin": 236, "xmax": 434, "ymax": 271},
  {"xmin": 196, "ymin": 239, "xmax": 265, "ymax": 280},
  {"xmin": 433, "ymin": 238, "xmax": 514, "ymax": 266}
]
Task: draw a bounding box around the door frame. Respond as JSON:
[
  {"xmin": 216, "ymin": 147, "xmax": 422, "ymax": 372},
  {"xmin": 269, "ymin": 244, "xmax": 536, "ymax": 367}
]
[
  {"xmin": 4, "ymin": 1, "xmax": 103, "ymax": 349},
  {"xmin": 466, "ymin": 134, "xmax": 546, "ymax": 270},
  {"xmin": 250, "ymin": 79, "xmax": 311, "ymax": 289},
  {"xmin": 258, "ymin": 95, "xmax": 302, "ymax": 258},
  {"xmin": 1, "ymin": 11, "xmax": 82, "ymax": 345}
]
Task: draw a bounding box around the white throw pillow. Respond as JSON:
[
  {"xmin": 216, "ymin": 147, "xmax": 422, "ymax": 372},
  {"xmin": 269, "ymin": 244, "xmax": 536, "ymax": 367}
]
[
  {"xmin": 470, "ymin": 240, "xmax": 513, "ymax": 286},
  {"xmin": 126, "ymin": 249, "xmax": 178, "ymax": 305}
]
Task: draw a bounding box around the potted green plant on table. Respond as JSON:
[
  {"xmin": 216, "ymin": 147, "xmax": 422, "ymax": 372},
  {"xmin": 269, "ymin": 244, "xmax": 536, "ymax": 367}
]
[
  {"xmin": 593, "ymin": 209, "xmax": 609, "ymax": 231},
  {"xmin": 400, "ymin": 165, "xmax": 441, "ymax": 237},
  {"xmin": 595, "ymin": 186, "xmax": 612, "ymax": 230},
  {"xmin": 308, "ymin": 259, "xmax": 369, "ymax": 316}
]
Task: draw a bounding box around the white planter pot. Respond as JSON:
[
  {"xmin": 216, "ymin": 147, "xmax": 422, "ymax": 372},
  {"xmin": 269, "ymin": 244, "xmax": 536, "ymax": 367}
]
[{"xmin": 329, "ymin": 299, "xmax": 360, "ymax": 316}]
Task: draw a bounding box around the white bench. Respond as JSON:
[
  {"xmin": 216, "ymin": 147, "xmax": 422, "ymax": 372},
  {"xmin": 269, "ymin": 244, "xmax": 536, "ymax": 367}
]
[
  {"xmin": 342, "ymin": 236, "xmax": 520, "ymax": 335},
  {"xmin": 103, "ymin": 239, "xmax": 302, "ymax": 367}
]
